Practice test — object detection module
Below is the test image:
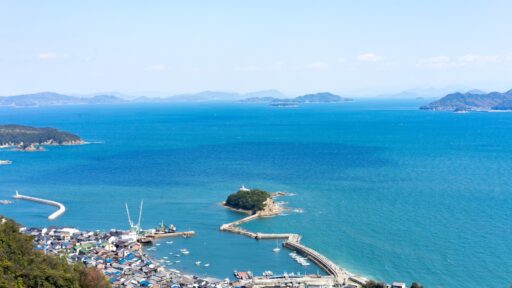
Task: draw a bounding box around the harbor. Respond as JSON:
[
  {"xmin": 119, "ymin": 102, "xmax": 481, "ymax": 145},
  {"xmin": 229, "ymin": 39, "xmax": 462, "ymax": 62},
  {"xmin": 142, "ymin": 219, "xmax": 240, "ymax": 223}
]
[{"xmin": 220, "ymin": 189, "xmax": 369, "ymax": 287}]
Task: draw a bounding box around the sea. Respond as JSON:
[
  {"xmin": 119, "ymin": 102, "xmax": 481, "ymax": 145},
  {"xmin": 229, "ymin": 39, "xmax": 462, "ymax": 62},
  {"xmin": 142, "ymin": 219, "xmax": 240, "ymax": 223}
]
[{"xmin": 1, "ymin": 99, "xmax": 511, "ymax": 288}]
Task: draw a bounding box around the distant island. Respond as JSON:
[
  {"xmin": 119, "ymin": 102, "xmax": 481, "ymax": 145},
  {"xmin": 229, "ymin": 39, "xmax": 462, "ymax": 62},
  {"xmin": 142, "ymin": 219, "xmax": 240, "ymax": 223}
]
[
  {"xmin": 420, "ymin": 89, "xmax": 512, "ymax": 112},
  {"xmin": 0, "ymin": 92, "xmax": 126, "ymax": 107},
  {"xmin": 240, "ymin": 92, "xmax": 354, "ymax": 104},
  {"xmin": 0, "ymin": 125, "xmax": 84, "ymax": 151}
]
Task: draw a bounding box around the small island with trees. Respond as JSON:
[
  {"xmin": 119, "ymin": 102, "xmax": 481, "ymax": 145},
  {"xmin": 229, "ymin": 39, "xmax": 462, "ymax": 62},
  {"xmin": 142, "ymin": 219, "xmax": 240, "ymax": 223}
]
[
  {"xmin": 0, "ymin": 124, "xmax": 84, "ymax": 151},
  {"xmin": 223, "ymin": 186, "xmax": 283, "ymax": 216}
]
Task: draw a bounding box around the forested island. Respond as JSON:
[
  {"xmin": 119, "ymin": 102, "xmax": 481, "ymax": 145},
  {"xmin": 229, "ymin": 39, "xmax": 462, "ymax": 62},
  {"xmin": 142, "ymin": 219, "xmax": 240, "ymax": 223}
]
[
  {"xmin": 420, "ymin": 89, "xmax": 512, "ymax": 112},
  {"xmin": 225, "ymin": 188, "xmax": 271, "ymax": 212},
  {"xmin": 0, "ymin": 216, "xmax": 109, "ymax": 287},
  {"xmin": 0, "ymin": 124, "xmax": 83, "ymax": 151}
]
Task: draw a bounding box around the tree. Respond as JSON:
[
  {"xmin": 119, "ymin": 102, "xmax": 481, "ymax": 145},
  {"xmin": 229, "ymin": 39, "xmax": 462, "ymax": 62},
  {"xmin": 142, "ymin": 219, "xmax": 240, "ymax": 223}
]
[{"xmin": 0, "ymin": 216, "xmax": 110, "ymax": 288}]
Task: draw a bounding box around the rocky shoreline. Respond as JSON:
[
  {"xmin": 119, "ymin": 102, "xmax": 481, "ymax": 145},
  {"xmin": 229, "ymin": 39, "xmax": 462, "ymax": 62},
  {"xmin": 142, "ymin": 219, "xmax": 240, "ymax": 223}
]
[{"xmin": 0, "ymin": 139, "xmax": 86, "ymax": 152}]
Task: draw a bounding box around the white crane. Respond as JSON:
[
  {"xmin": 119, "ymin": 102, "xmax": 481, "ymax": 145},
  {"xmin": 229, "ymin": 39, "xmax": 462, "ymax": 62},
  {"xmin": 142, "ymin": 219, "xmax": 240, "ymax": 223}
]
[{"xmin": 125, "ymin": 200, "xmax": 144, "ymax": 241}]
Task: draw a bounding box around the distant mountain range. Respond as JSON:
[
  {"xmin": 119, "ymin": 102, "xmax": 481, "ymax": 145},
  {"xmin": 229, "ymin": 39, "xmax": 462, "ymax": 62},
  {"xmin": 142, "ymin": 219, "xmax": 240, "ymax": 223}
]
[
  {"xmin": 240, "ymin": 92, "xmax": 353, "ymax": 103},
  {"xmin": 420, "ymin": 89, "xmax": 512, "ymax": 112},
  {"xmin": 0, "ymin": 90, "xmax": 289, "ymax": 106},
  {"xmin": 0, "ymin": 92, "xmax": 126, "ymax": 107}
]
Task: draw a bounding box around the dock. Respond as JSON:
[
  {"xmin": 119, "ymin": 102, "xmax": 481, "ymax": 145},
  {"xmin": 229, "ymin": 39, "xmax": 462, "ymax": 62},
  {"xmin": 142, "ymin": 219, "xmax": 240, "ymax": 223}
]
[
  {"xmin": 147, "ymin": 231, "xmax": 196, "ymax": 239},
  {"xmin": 12, "ymin": 191, "xmax": 66, "ymax": 220},
  {"xmin": 220, "ymin": 211, "xmax": 368, "ymax": 287}
]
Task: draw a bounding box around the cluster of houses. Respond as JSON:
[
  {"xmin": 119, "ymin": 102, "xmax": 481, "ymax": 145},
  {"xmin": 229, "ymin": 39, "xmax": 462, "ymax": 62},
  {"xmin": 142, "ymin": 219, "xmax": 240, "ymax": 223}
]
[{"xmin": 21, "ymin": 226, "xmax": 227, "ymax": 288}]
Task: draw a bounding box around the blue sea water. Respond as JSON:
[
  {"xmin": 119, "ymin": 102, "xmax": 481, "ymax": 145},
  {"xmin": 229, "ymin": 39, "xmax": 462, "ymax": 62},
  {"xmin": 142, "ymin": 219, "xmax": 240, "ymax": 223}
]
[{"xmin": 1, "ymin": 100, "xmax": 511, "ymax": 287}]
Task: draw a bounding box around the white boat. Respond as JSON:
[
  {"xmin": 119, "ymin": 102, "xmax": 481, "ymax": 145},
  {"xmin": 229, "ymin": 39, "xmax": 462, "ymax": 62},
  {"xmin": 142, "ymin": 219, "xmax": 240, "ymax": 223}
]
[
  {"xmin": 166, "ymin": 241, "xmax": 173, "ymax": 244},
  {"xmin": 175, "ymin": 260, "xmax": 181, "ymax": 263},
  {"xmin": 204, "ymin": 263, "xmax": 210, "ymax": 267},
  {"xmin": 0, "ymin": 160, "xmax": 12, "ymax": 165},
  {"xmin": 195, "ymin": 261, "xmax": 201, "ymax": 266},
  {"xmin": 272, "ymin": 240, "xmax": 280, "ymax": 253},
  {"xmin": 180, "ymin": 249, "xmax": 190, "ymax": 255}
]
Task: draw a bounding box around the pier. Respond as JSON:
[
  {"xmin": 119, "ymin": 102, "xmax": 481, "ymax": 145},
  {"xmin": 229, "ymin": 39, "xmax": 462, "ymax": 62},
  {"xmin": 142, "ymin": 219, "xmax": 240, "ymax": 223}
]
[
  {"xmin": 147, "ymin": 231, "xmax": 196, "ymax": 239},
  {"xmin": 12, "ymin": 191, "xmax": 66, "ymax": 220},
  {"xmin": 220, "ymin": 211, "xmax": 368, "ymax": 287}
]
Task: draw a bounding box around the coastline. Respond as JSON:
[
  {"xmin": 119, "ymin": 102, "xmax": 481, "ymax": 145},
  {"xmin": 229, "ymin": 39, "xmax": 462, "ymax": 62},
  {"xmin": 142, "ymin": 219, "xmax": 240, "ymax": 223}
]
[
  {"xmin": 0, "ymin": 140, "xmax": 86, "ymax": 152},
  {"xmin": 220, "ymin": 192, "xmax": 368, "ymax": 287}
]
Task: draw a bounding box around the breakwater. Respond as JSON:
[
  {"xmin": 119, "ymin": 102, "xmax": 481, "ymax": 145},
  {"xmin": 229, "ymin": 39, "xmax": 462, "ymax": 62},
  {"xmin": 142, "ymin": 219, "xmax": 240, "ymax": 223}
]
[
  {"xmin": 220, "ymin": 209, "xmax": 368, "ymax": 286},
  {"xmin": 12, "ymin": 191, "xmax": 66, "ymax": 220}
]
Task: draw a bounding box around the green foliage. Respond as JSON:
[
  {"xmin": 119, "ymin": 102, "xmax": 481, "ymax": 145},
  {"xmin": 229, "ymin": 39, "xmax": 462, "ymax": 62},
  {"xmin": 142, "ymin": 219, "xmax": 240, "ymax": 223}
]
[
  {"xmin": 0, "ymin": 125, "xmax": 81, "ymax": 147},
  {"xmin": 0, "ymin": 216, "xmax": 110, "ymax": 288},
  {"xmin": 225, "ymin": 189, "xmax": 271, "ymax": 211},
  {"xmin": 410, "ymin": 282, "xmax": 423, "ymax": 288}
]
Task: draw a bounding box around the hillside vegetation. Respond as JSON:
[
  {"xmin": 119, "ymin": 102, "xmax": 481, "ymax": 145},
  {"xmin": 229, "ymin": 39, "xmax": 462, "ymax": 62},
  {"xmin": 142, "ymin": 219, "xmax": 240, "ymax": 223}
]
[
  {"xmin": 0, "ymin": 216, "xmax": 109, "ymax": 288},
  {"xmin": 0, "ymin": 125, "xmax": 82, "ymax": 147}
]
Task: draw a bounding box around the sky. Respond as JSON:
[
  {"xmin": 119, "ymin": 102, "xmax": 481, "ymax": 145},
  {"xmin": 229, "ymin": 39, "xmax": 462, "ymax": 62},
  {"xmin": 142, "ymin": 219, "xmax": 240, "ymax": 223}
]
[{"xmin": 0, "ymin": 0, "xmax": 511, "ymax": 97}]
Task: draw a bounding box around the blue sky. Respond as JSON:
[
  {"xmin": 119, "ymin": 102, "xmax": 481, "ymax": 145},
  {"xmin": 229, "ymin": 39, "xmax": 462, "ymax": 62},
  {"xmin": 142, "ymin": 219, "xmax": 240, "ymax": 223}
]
[{"xmin": 1, "ymin": 0, "xmax": 511, "ymax": 96}]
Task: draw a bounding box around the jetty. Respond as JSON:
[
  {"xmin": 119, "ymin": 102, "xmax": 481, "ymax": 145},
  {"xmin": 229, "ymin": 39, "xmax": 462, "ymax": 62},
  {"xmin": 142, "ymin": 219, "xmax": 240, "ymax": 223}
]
[
  {"xmin": 221, "ymin": 208, "xmax": 368, "ymax": 287},
  {"xmin": 12, "ymin": 191, "xmax": 66, "ymax": 220},
  {"xmin": 147, "ymin": 231, "xmax": 196, "ymax": 239}
]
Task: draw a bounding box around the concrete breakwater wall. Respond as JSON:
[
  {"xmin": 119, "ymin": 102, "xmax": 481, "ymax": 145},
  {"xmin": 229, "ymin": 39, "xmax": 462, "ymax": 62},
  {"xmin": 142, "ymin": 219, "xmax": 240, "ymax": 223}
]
[
  {"xmin": 13, "ymin": 191, "xmax": 66, "ymax": 220},
  {"xmin": 220, "ymin": 210, "xmax": 367, "ymax": 286}
]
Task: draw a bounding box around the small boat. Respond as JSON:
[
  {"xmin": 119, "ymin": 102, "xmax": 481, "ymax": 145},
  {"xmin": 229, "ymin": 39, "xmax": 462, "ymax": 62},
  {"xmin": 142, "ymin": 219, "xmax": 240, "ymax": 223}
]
[
  {"xmin": 272, "ymin": 240, "xmax": 280, "ymax": 253},
  {"xmin": 180, "ymin": 248, "xmax": 190, "ymax": 255},
  {"xmin": 204, "ymin": 263, "xmax": 210, "ymax": 267},
  {"xmin": 195, "ymin": 261, "xmax": 201, "ymax": 266},
  {"xmin": 166, "ymin": 241, "xmax": 174, "ymax": 244},
  {"xmin": 175, "ymin": 260, "xmax": 181, "ymax": 263}
]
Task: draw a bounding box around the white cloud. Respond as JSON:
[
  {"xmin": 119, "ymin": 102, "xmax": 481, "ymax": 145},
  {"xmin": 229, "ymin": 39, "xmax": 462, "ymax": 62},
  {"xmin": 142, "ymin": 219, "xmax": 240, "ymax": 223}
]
[
  {"xmin": 357, "ymin": 52, "xmax": 383, "ymax": 62},
  {"xmin": 308, "ymin": 61, "xmax": 329, "ymax": 69},
  {"xmin": 418, "ymin": 54, "xmax": 501, "ymax": 69},
  {"xmin": 37, "ymin": 52, "xmax": 59, "ymax": 60},
  {"xmin": 417, "ymin": 56, "xmax": 453, "ymax": 68},
  {"xmin": 144, "ymin": 64, "xmax": 168, "ymax": 71},
  {"xmin": 458, "ymin": 54, "xmax": 498, "ymax": 63}
]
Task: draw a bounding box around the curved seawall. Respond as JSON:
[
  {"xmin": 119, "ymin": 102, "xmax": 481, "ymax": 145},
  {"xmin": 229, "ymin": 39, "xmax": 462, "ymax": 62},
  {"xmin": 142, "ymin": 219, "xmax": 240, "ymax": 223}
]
[{"xmin": 13, "ymin": 191, "xmax": 66, "ymax": 220}]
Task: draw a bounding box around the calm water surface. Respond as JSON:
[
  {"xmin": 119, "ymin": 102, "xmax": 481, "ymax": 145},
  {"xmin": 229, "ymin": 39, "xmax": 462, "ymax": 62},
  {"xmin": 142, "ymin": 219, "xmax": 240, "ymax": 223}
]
[{"xmin": 1, "ymin": 100, "xmax": 511, "ymax": 287}]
